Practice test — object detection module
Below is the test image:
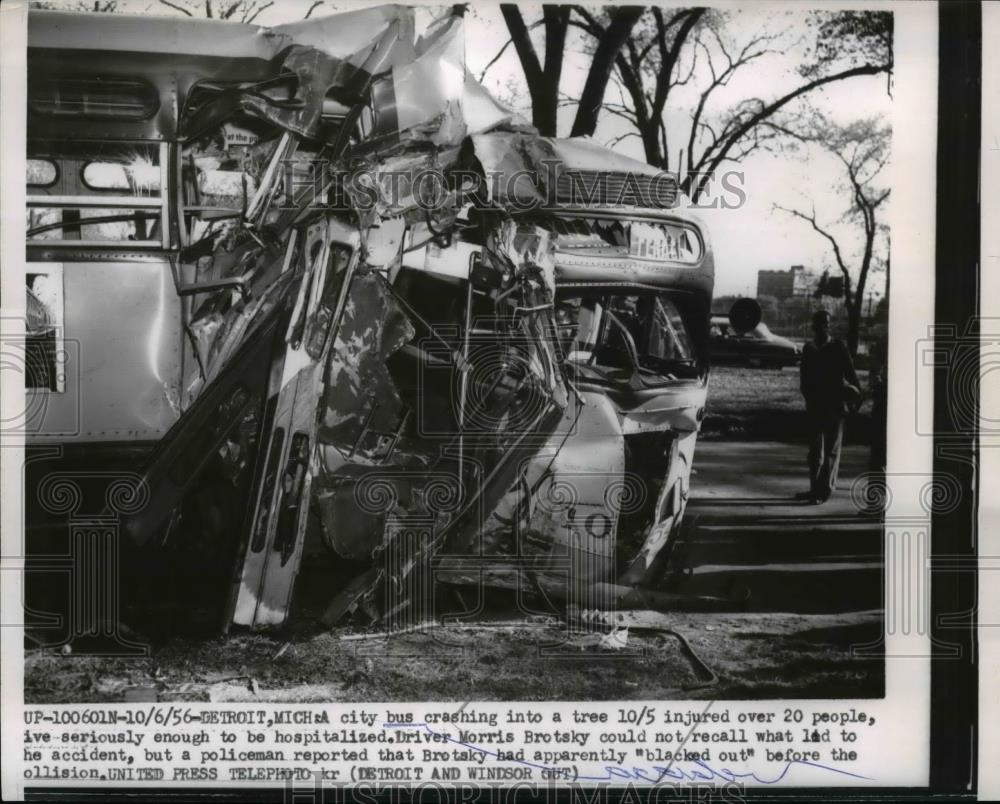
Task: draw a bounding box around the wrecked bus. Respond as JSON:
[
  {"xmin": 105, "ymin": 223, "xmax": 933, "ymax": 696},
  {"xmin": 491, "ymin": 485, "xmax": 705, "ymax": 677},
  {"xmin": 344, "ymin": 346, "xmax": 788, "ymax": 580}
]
[{"xmin": 23, "ymin": 6, "xmax": 717, "ymax": 640}]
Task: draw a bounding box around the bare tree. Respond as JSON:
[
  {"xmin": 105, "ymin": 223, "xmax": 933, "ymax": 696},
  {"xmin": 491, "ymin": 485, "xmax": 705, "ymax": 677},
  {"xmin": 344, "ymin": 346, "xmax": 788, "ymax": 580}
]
[
  {"xmin": 34, "ymin": 0, "xmax": 323, "ymax": 21},
  {"xmin": 570, "ymin": 8, "xmax": 892, "ymax": 201},
  {"xmin": 775, "ymin": 116, "xmax": 891, "ymax": 355},
  {"xmin": 498, "ymin": 4, "xmax": 643, "ymax": 137},
  {"xmin": 156, "ymin": 0, "xmax": 276, "ymax": 24},
  {"xmin": 29, "ymin": 0, "xmax": 119, "ymax": 10},
  {"xmin": 801, "ymin": 9, "xmax": 894, "ymax": 93},
  {"xmin": 303, "ymin": 1, "xmax": 324, "ymax": 20},
  {"xmin": 572, "ymin": 6, "xmax": 706, "ymax": 160}
]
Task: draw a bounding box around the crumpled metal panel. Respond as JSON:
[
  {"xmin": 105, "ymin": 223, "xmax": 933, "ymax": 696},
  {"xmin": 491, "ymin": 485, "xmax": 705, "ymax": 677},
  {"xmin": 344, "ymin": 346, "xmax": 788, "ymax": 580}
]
[
  {"xmin": 366, "ymin": 12, "xmax": 466, "ymax": 146},
  {"xmin": 223, "ymin": 47, "xmax": 364, "ymax": 141},
  {"xmin": 617, "ymin": 429, "xmax": 698, "ymax": 585},
  {"xmin": 26, "ymin": 287, "xmax": 52, "ymax": 336},
  {"xmin": 604, "ymin": 383, "xmax": 707, "ymax": 436},
  {"xmin": 318, "ymin": 271, "xmax": 415, "ymax": 455},
  {"xmin": 269, "ymin": 5, "xmax": 416, "ymax": 66},
  {"xmin": 447, "ymin": 392, "xmax": 626, "ymax": 597},
  {"xmin": 471, "ymin": 132, "xmax": 672, "ymax": 204},
  {"xmin": 178, "ymin": 7, "xmax": 520, "ymax": 150},
  {"xmin": 482, "ymin": 221, "xmax": 568, "ymax": 409}
]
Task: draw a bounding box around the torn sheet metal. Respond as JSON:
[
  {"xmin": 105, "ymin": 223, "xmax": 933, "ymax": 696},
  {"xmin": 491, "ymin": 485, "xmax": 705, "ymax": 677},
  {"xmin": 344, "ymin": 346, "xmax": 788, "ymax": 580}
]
[
  {"xmin": 470, "ymin": 131, "xmax": 680, "ymax": 214},
  {"xmin": 343, "ymin": 148, "xmax": 459, "ymax": 224},
  {"xmin": 317, "ymin": 271, "xmax": 415, "ymax": 459},
  {"xmin": 269, "ymin": 5, "xmax": 417, "ymax": 65},
  {"xmin": 481, "ymin": 221, "xmax": 567, "ymax": 409},
  {"xmin": 365, "ymin": 10, "xmax": 466, "ymax": 147},
  {"xmin": 361, "ymin": 9, "xmax": 526, "ymax": 149},
  {"xmin": 606, "ymin": 383, "xmax": 706, "ymax": 436},
  {"xmin": 438, "ymin": 392, "xmax": 623, "ymax": 599},
  {"xmin": 181, "ymin": 6, "xmax": 515, "ymax": 150}
]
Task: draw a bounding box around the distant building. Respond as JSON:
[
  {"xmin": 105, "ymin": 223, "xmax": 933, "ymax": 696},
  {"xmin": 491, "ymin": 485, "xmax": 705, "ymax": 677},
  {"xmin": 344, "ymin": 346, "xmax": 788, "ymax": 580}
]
[
  {"xmin": 756, "ymin": 267, "xmax": 794, "ymax": 299},
  {"xmin": 791, "ymin": 265, "xmax": 816, "ymax": 296},
  {"xmin": 756, "ymin": 264, "xmax": 826, "ymax": 300},
  {"xmin": 757, "ymin": 265, "xmax": 801, "ymax": 300}
]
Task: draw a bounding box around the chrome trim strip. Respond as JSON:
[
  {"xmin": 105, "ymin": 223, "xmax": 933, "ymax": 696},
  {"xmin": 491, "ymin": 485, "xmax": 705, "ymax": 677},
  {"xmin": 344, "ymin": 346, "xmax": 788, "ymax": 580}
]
[{"xmin": 26, "ymin": 194, "xmax": 163, "ymax": 208}]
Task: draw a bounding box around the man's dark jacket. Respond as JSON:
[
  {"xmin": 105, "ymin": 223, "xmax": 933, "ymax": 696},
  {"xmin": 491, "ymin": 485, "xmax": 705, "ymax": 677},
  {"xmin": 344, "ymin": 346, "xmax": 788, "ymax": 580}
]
[{"xmin": 800, "ymin": 338, "xmax": 859, "ymax": 419}]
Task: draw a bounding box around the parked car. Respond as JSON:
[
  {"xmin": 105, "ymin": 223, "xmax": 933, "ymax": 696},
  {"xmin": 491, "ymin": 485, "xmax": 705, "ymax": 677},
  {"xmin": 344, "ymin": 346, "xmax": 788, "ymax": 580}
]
[{"xmin": 709, "ymin": 315, "xmax": 801, "ymax": 368}]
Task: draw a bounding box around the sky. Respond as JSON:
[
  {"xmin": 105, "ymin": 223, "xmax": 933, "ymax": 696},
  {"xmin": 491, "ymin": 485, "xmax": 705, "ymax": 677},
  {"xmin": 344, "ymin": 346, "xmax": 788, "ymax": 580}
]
[{"xmin": 33, "ymin": 0, "xmax": 892, "ymax": 300}]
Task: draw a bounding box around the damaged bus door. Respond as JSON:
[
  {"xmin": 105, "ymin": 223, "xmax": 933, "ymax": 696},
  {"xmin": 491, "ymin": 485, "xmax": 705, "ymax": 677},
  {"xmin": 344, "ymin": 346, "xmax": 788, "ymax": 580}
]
[{"xmin": 230, "ymin": 219, "xmax": 361, "ymax": 629}]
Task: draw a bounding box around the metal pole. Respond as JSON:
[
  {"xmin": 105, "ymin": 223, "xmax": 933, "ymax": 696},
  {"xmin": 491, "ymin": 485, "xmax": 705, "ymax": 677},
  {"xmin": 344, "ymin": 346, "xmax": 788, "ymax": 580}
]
[{"xmin": 457, "ymin": 274, "xmax": 475, "ymax": 480}]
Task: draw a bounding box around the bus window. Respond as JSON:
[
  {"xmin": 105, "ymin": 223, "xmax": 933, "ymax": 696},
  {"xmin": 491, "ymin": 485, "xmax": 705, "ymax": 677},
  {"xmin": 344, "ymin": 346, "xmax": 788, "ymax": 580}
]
[
  {"xmin": 27, "ymin": 159, "xmax": 57, "ymax": 188},
  {"xmin": 82, "ymin": 159, "xmax": 161, "ymax": 195},
  {"xmin": 26, "ymin": 142, "xmax": 166, "ymax": 246},
  {"xmin": 29, "ymin": 76, "xmax": 159, "ymax": 121},
  {"xmin": 27, "ymin": 206, "xmax": 160, "ymax": 242},
  {"xmin": 556, "ymin": 292, "xmax": 700, "ymax": 382},
  {"xmin": 180, "ymin": 121, "xmax": 314, "ymax": 246},
  {"xmin": 181, "ymin": 123, "xmax": 273, "ymax": 244}
]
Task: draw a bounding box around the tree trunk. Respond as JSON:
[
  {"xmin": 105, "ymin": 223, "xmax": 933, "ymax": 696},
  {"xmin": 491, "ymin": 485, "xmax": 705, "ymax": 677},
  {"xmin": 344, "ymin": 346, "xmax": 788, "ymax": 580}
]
[
  {"xmin": 613, "ymin": 52, "xmax": 664, "ymax": 165},
  {"xmin": 846, "ymin": 300, "xmax": 862, "ymax": 357},
  {"xmin": 532, "ymin": 78, "xmax": 559, "ymax": 136},
  {"xmin": 501, "ymin": 5, "xmax": 568, "ymax": 137},
  {"xmin": 571, "ymin": 6, "xmax": 645, "ymax": 137}
]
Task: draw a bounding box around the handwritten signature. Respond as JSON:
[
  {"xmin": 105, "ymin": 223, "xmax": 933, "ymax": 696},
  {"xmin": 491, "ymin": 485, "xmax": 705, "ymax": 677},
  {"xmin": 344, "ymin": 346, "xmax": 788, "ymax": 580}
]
[{"xmin": 382, "ymin": 722, "xmax": 872, "ymax": 785}]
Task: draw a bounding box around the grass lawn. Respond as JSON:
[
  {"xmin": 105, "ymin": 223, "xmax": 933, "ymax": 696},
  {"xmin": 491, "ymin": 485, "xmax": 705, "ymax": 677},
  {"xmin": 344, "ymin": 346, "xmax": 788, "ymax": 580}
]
[{"xmin": 703, "ymin": 366, "xmax": 873, "ymax": 441}]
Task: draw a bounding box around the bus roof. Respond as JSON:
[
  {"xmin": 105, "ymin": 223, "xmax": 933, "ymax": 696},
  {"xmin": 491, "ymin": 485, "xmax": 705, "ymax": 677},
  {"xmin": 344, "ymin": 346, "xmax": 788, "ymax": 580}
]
[
  {"xmin": 27, "ymin": 6, "xmax": 417, "ymax": 142},
  {"xmin": 29, "ymin": 10, "xmax": 270, "ymax": 59},
  {"xmin": 28, "ymin": 11, "xmax": 279, "ymax": 141}
]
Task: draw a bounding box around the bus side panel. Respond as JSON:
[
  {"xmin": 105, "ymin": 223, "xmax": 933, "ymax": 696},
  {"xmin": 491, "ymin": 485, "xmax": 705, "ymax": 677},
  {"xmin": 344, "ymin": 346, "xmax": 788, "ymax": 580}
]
[{"xmin": 27, "ymin": 259, "xmax": 183, "ymax": 442}]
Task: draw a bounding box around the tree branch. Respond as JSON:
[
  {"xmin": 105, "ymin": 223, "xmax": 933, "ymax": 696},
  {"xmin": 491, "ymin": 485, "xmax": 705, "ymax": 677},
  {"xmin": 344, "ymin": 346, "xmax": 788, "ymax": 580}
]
[
  {"xmin": 776, "ymin": 205, "xmax": 849, "ymax": 274},
  {"xmin": 606, "ymin": 132, "xmax": 642, "ymax": 148},
  {"xmin": 157, "ymin": 0, "xmax": 194, "ymax": 15},
  {"xmin": 569, "ymin": 6, "xmax": 603, "ymax": 38},
  {"xmin": 478, "ymin": 26, "xmax": 540, "ymax": 83},
  {"xmin": 502, "ymin": 4, "xmax": 563, "ymax": 133},
  {"xmin": 243, "ymin": 1, "xmax": 273, "ymax": 23},
  {"xmin": 689, "ymin": 62, "xmax": 890, "ymax": 200},
  {"xmin": 601, "ymin": 103, "xmax": 640, "ymax": 126}
]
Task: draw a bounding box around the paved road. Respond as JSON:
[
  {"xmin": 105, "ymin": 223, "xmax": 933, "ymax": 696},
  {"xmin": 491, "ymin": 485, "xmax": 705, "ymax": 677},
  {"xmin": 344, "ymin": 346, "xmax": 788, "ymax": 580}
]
[
  {"xmin": 671, "ymin": 441, "xmax": 883, "ymax": 614},
  {"xmin": 691, "ymin": 440, "xmax": 872, "ymax": 515}
]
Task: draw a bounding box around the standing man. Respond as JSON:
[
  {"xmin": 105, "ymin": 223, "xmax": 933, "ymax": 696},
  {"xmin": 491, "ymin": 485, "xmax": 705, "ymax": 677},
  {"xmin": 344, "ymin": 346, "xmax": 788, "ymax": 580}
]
[{"xmin": 799, "ymin": 310, "xmax": 860, "ymax": 503}]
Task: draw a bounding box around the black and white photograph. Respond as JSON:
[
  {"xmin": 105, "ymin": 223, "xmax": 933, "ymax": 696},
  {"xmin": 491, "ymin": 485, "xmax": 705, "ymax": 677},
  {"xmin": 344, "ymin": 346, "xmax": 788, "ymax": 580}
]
[
  {"xmin": 0, "ymin": 0, "xmax": 984, "ymax": 798},
  {"xmin": 16, "ymin": 0, "xmax": 897, "ymax": 704}
]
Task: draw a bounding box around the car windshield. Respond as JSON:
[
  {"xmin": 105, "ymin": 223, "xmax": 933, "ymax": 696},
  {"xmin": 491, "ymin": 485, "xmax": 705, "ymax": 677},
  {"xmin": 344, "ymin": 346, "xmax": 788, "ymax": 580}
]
[{"xmin": 555, "ymin": 291, "xmax": 700, "ymax": 383}]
